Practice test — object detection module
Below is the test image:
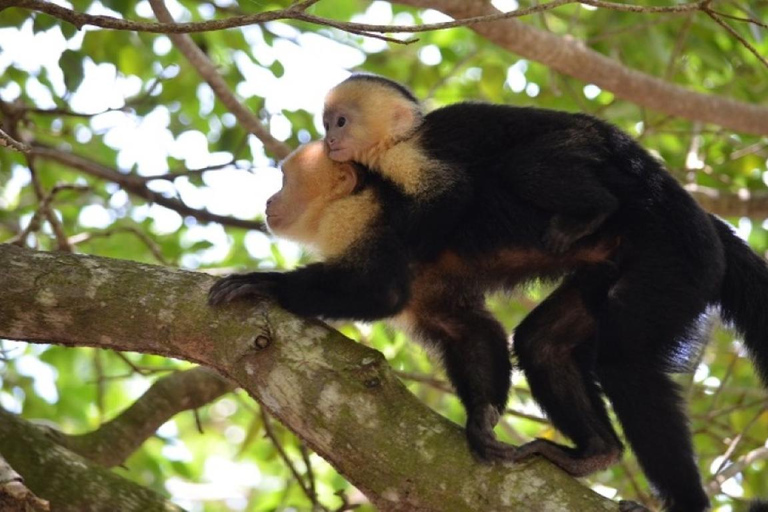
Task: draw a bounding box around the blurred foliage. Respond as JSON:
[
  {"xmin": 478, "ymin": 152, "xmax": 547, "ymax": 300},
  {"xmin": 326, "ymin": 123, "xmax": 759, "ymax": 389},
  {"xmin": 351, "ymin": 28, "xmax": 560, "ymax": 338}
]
[{"xmin": 1, "ymin": 0, "xmax": 767, "ymax": 510}]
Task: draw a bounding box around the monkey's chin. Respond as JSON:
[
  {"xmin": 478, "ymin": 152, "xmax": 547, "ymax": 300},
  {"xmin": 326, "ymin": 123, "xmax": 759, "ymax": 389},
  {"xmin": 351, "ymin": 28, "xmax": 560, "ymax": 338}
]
[{"xmin": 328, "ymin": 148, "xmax": 352, "ymax": 162}]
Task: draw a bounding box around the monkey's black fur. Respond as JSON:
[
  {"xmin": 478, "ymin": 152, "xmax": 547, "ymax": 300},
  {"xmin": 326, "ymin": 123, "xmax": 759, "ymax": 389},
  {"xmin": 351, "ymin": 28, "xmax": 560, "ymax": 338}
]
[{"xmin": 210, "ymin": 87, "xmax": 768, "ymax": 512}]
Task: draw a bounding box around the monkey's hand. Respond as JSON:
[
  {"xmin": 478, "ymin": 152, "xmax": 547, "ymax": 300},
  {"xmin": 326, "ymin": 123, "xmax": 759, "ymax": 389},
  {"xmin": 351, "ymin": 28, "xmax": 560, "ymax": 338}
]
[
  {"xmin": 208, "ymin": 272, "xmax": 283, "ymax": 306},
  {"xmin": 543, "ymin": 214, "xmax": 602, "ymax": 254},
  {"xmin": 466, "ymin": 405, "xmax": 517, "ymax": 462}
]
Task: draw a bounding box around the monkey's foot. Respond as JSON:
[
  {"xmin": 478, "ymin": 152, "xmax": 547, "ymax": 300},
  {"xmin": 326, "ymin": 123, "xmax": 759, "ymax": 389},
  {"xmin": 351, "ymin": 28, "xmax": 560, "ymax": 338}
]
[
  {"xmin": 618, "ymin": 501, "xmax": 651, "ymax": 512},
  {"xmin": 466, "ymin": 405, "xmax": 517, "ymax": 461},
  {"xmin": 510, "ymin": 438, "xmax": 621, "ymax": 477},
  {"xmin": 208, "ymin": 272, "xmax": 280, "ymax": 305}
]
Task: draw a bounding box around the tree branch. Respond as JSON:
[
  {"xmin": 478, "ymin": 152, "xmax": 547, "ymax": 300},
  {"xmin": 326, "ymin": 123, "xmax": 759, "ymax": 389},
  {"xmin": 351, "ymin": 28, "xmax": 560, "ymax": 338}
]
[
  {"xmin": 61, "ymin": 367, "xmax": 234, "ymax": 468},
  {"xmin": 0, "ymin": 454, "xmax": 49, "ymax": 512},
  {"xmin": 393, "ymin": 0, "xmax": 768, "ymax": 136},
  {"xmin": 687, "ymin": 185, "xmax": 768, "ymax": 220},
  {"xmin": 0, "ymin": 127, "xmax": 30, "ymax": 153},
  {"xmin": 0, "ymin": 408, "xmax": 183, "ymax": 511},
  {"xmin": 30, "ymin": 144, "xmax": 267, "ymax": 232},
  {"xmin": 0, "ymin": 244, "xmax": 618, "ymax": 511},
  {"xmin": 148, "ymin": 0, "xmax": 292, "ymax": 160}
]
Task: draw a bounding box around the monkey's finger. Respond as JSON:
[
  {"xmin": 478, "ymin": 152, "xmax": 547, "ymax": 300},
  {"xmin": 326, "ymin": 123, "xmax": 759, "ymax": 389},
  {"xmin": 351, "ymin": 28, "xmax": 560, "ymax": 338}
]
[{"xmin": 218, "ymin": 281, "xmax": 273, "ymax": 305}]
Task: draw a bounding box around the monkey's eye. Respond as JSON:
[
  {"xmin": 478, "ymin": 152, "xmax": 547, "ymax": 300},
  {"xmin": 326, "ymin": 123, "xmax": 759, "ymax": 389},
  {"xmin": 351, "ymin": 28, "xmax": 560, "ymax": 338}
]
[
  {"xmin": 323, "ymin": 122, "xmax": 329, "ymax": 131},
  {"xmin": 337, "ymin": 117, "xmax": 346, "ymax": 128}
]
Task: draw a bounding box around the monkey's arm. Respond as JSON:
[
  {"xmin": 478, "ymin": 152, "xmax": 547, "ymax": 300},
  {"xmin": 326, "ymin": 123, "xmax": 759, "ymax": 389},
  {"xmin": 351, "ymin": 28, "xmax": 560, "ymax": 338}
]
[{"xmin": 209, "ymin": 233, "xmax": 411, "ymax": 321}]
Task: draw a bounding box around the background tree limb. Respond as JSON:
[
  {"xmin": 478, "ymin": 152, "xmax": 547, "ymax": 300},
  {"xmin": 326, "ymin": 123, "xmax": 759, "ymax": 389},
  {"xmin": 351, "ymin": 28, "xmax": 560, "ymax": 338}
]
[{"xmin": 393, "ymin": 0, "xmax": 768, "ymax": 135}]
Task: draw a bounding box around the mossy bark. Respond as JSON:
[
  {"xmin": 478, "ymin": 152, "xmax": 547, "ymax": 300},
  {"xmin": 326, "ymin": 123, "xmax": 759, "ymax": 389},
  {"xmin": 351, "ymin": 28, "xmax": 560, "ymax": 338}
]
[{"xmin": 0, "ymin": 245, "xmax": 618, "ymax": 511}]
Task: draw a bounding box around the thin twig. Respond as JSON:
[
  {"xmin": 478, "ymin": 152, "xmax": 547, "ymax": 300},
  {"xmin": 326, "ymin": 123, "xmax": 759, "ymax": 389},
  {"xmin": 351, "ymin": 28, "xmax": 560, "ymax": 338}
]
[
  {"xmin": 708, "ymin": 8, "xmax": 768, "ymax": 29},
  {"xmin": 703, "ymin": 8, "xmax": 768, "ymax": 69},
  {"xmin": 0, "ymin": 127, "xmax": 31, "ymax": 153},
  {"xmin": 260, "ymin": 408, "xmax": 326, "ymax": 510},
  {"xmin": 68, "ymin": 226, "xmax": 170, "ymax": 265},
  {"xmin": 30, "ymin": 144, "xmax": 268, "ymax": 231},
  {"xmin": 5, "ymin": 0, "xmax": 710, "ymax": 36}
]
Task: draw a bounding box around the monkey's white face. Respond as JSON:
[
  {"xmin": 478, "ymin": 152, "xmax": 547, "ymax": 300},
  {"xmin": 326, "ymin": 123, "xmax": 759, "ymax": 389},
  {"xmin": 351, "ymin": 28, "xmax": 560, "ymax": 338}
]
[
  {"xmin": 265, "ymin": 142, "xmax": 358, "ymax": 246},
  {"xmin": 323, "ymin": 81, "xmax": 422, "ymax": 167},
  {"xmin": 323, "ymin": 104, "xmax": 366, "ymax": 163}
]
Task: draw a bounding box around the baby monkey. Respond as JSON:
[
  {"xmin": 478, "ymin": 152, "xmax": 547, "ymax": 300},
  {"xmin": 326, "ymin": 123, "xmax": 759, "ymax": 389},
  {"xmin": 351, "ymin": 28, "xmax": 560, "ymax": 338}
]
[{"xmin": 323, "ymin": 74, "xmax": 619, "ymax": 254}]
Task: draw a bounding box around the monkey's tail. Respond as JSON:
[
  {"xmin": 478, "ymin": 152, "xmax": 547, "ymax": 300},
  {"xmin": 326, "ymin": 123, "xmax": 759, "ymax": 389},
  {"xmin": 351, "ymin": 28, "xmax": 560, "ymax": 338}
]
[{"xmin": 714, "ymin": 215, "xmax": 768, "ymax": 388}]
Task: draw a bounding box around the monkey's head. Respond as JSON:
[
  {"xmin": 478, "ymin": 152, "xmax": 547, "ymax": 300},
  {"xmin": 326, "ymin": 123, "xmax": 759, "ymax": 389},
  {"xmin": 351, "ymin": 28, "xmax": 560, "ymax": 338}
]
[
  {"xmin": 266, "ymin": 141, "xmax": 364, "ymax": 252},
  {"xmin": 323, "ymin": 74, "xmax": 423, "ymax": 165}
]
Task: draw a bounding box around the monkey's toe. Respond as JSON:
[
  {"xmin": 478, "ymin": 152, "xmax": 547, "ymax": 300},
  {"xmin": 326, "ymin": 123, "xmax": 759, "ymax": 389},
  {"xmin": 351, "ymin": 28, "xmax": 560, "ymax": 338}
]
[{"xmin": 510, "ymin": 438, "xmax": 621, "ymax": 477}]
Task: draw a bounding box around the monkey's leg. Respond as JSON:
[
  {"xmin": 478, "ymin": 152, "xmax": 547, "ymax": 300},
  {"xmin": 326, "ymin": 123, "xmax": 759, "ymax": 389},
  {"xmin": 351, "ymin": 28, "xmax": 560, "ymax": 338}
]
[
  {"xmin": 413, "ymin": 298, "xmax": 515, "ymax": 461},
  {"xmin": 593, "ymin": 270, "xmax": 711, "ymax": 512},
  {"xmin": 512, "ymin": 273, "xmax": 624, "ymax": 475}
]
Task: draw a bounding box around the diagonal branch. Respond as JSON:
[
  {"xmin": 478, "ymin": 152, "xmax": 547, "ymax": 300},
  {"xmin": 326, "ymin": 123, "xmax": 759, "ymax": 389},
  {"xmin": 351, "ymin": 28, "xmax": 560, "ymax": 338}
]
[
  {"xmin": 30, "ymin": 144, "xmax": 267, "ymax": 232},
  {"xmin": 62, "ymin": 367, "xmax": 234, "ymax": 468},
  {"xmin": 148, "ymin": 0, "xmax": 292, "ymax": 160}
]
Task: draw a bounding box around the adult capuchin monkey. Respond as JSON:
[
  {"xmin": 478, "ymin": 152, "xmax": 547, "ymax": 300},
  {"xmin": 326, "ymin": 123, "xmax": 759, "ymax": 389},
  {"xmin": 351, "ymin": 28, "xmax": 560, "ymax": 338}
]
[
  {"xmin": 311, "ymin": 75, "xmax": 768, "ymax": 512},
  {"xmin": 208, "ymin": 141, "xmax": 620, "ymax": 471}
]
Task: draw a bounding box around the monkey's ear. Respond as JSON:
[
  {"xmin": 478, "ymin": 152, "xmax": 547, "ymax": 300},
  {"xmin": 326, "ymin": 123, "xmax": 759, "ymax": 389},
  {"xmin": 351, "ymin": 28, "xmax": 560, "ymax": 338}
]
[
  {"xmin": 391, "ymin": 104, "xmax": 418, "ymax": 138},
  {"xmin": 332, "ymin": 163, "xmax": 359, "ymax": 197}
]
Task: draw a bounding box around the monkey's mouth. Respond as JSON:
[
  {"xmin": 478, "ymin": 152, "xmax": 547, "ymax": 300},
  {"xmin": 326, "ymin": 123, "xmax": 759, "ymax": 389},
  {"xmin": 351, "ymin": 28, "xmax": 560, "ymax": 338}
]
[{"xmin": 328, "ymin": 147, "xmax": 351, "ymax": 161}]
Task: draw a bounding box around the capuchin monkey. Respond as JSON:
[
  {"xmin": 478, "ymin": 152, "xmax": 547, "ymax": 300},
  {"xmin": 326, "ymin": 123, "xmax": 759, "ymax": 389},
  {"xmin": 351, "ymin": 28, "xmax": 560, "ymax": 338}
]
[
  {"xmin": 323, "ymin": 74, "xmax": 619, "ymax": 255},
  {"xmin": 309, "ymin": 75, "xmax": 768, "ymax": 512},
  {"xmin": 208, "ymin": 141, "xmax": 620, "ymax": 464}
]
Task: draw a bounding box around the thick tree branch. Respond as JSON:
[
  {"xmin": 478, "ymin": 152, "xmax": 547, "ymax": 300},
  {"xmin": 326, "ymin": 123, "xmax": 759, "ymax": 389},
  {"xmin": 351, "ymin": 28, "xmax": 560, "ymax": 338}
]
[
  {"xmin": 0, "ymin": 409, "xmax": 183, "ymax": 512},
  {"xmin": 393, "ymin": 0, "xmax": 768, "ymax": 136},
  {"xmin": 687, "ymin": 185, "xmax": 768, "ymax": 220},
  {"xmin": 30, "ymin": 144, "xmax": 267, "ymax": 232},
  {"xmin": 62, "ymin": 368, "xmax": 234, "ymax": 468},
  {"xmin": 0, "ymin": 244, "xmax": 618, "ymax": 511},
  {"xmin": 148, "ymin": 0, "xmax": 292, "ymax": 160}
]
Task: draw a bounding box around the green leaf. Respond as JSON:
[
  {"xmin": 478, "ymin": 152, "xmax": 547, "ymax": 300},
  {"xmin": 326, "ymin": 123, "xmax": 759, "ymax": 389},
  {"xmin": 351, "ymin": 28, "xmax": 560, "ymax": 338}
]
[
  {"xmin": 32, "ymin": 13, "xmax": 57, "ymax": 33},
  {"xmin": 59, "ymin": 49, "xmax": 85, "ymax": 92}
]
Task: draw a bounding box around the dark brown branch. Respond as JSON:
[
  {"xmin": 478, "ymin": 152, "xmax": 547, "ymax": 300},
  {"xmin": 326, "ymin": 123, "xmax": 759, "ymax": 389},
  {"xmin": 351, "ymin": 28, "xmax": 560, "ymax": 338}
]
[
  {"xmin": 9, "ymin": 183, "xmax": 89, "ymax": 249},
  {"xmin": 30, "ymin": 144, "xmax": 267, "ymax": 232}
]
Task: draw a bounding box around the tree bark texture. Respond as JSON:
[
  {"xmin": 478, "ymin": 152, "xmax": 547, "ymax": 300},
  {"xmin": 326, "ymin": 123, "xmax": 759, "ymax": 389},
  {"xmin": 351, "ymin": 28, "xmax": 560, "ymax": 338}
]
[{"xmin": 0, "ymin": 244, "xmax": 618, "ymax": 511}]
